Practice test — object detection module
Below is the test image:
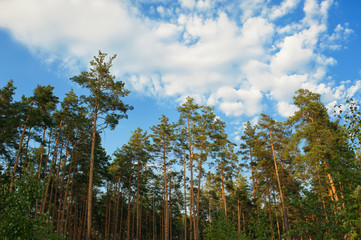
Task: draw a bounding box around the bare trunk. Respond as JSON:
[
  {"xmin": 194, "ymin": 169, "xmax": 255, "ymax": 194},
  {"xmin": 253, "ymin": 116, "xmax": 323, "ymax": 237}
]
[
  {"xmin": 249, "ymin": 149, "xmax": 257, "ymax": 199},
  {"xmin": 195, "ymin": 144, "xmax": 204, "ymax": 240},
  {"xmin": 272, "ymin": 192, "xmax": 281, "ymax": 240},
  {"xmin": 237, "ymin": 199, "xmax": 241, "ymax": 234},
  {"xmin": 37, "ymin": 126, "xmax": 47, "ymax": 178},
  {"xmin": 59, "ymin": 142, "xmax": 78, "ymax": 233},
  {"xmin": 119, "ymin": 195, "xmax": 124, "ymax": 240},
  {"xmin": 10, "ymin": 101, "xmax": 33, "ymax": 189},
  {"xmin": 183, "ymin": 151, "xmax": 187, "ymax": 240},
  {"xmin": 86, "ymin": 101, "xmax": 98, "ymax": 240},
  {"xmin": 104, "ymin": 183, "xmax": 110, "ymax": 240},
  {"xmin": 187, "ymin": 115, "xmax": 195, "ymax": 240},
  {"xmin": 40, "ymin": 119, "xmax": 64, "ymax": 213},
  {"xmin": 113, "ymin": 179, "xmax": 121, "ymax": 240},
  {"xmin": 268, "ymin": 186, "xmax": 275, "ymax": 240},
  {"xmin": 127, "ymin": 174, "xmax": 132, "ymax": 240},
  {"xmin": 136, "ymin": 162, "xmax": 141, "ymax": 240},
  {"xmin": 221, "ymin": 155, "xmax": 227, "ymax": 216},
  {"xmin": 269, "ymin": 131, "xmax": 291, "ymax": 240},
  {"xmin": 163, "ymin": 140, "xmax": 169, "ymax": 240}
]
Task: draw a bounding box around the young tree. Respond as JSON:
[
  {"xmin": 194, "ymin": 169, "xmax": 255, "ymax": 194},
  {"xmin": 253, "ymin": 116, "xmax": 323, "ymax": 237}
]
[{"xmin": 71, "ymin": 51, "xmax": 133, "ymax": 240}]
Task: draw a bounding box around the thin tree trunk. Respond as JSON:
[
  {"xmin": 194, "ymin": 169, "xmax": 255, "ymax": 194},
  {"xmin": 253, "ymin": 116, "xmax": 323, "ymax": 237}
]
[
  {"xmin": 169, "ymin": 182, "xmax": 172, "ymax": 240},
  {"xmin": 183, "ymin": 151, "xmax": 187, "ymax": 240},
  {"xmin": 105, "ymin": 183, "xmax": 111, "ymax": 240},
  {"xmin": 119, "ymin": 194, "xmax": 124, "ymax": 240},
  {"xmin": 37, "ymin": 126, "xmax": 47, "ymax": 178},
  {"xmin": 10, "ymin": 101, "xmax": 34, "ymax": 189},
  {"xmin": 242, "ymin": 209, "xmax": 246, "ymax": 233},
  {"xmin": 269, "ymin": 131, "xmax": 291, "ymax": 240},
  {"xmin": 57, "ymin": 138, "xmax": 71, "ymax": 231},
  {"xmin": 163, "ymin": 140, "xmax": 169, "ymax": 240},
  {"xmin": 186, "ymin": 116, "xmax": 195, "ymax": 240},
  {"xmin": 40, "ymin": 119, "xmax": 63, "ymax": 213},
  {"xmin": 268, "ymin": 186, "xmax": 275, "ymax": 240},
  {"xmin": 195, "ymin": 145, "xmax": 204, "ymax": 240},
  {"xmin": 36, "ymin": 131, "xmax": 53, "ymax": 218},
  {"xmin": 86, "ymin": 101, "xmax": 98, "ymax": 240},
  {"xmin": 113, "ymin": 179, "xmax": 121, "ymax": 240},
  {"xmin": 132, "ymin": 201, "xmax": 135, "ymax": 240},
  {"xmin": 272, "ymin": 192, "xmax": 281, "ymax": 240},
  {"xmin": 237, "ymin": 199, "xmax": 241, "ymax": 234},
  {"xmin": 221, "ymin": 155, "xmax": 227, "ymax": 216},
  {"xmin": 59, "ymin": 142, "xmax": 78, "ymax": 233},
  {"xmin": 136, "ymin": 161, "xmax": 141, "ymax": 240},
  {"xmin": 127, "ymin": 174, "xmax": 132, "ymax": 240},
  {"xmin": 249, "ymin": 149, "xmax": 257, "ymax": 199}
]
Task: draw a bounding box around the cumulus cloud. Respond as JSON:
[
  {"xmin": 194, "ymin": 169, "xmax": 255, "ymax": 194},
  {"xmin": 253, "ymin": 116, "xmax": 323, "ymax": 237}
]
[{"xmin": 0, "ymin": 0, "xmax": 357, "ymax": 119}]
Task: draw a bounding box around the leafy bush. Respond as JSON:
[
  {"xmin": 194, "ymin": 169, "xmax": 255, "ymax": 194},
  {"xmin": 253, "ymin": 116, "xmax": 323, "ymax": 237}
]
[
  {"xmin": 0, "ymin": 172, "xmax": 64, "ymax": 240},
  {"xmin": 204, "ymin": 210, "xmax": 248, "ymax": 240}
]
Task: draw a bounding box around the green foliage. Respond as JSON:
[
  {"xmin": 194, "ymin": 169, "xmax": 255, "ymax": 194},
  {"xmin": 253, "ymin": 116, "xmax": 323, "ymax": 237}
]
[
  {"xmin": 70, "ymin": 50, "xmax": 133, "ymax": 130},
  {"xmin": 204, "ymin": 211, "xmax": 247, "ymax": 240},
  {"xmin": 0, "ymin": 170, "xmax": 64, "ymax": 239}
]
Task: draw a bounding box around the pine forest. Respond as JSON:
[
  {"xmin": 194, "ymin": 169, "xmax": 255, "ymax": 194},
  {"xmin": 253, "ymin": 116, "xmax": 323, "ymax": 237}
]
[{"xmin": 2, "ymin": 51, "xmax": 361, "ymax": 240}]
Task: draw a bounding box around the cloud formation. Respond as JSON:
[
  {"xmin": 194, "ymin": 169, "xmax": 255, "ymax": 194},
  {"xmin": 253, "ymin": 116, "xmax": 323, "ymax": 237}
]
[{"xmin": 0, "ymin": 0, "xmax": 357, "ymax": 117}]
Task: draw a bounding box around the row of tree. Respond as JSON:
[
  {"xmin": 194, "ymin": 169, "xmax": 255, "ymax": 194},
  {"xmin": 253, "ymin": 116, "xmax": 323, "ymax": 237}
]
[{"xmin": 1, "ymin": 52, "xmax": 361, "ymax": 239}]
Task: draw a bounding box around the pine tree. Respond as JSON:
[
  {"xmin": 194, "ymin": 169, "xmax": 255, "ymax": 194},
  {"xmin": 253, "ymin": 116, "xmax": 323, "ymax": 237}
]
[
  {"xmin": 150, "ymin": 115, "xmax": 175, "ymax": 240},
  {"xmin": 70, "ymin": 51, "xmax": 133, "ymax": 239}
]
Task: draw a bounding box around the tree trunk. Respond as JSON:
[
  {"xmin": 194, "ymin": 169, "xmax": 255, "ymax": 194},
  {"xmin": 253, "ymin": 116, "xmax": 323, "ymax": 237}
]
[
  {"xmin": 86, "ymin": 101, "xmax": 98, "ymax": 240},
  {"xmin": 136, "ymin": 161, "xmax": 141, "ymax": 240},
  {"xmin": 37, "ymin": 126, "xmax": 47, "ymax": 178},
  {"xmin": 113, "ymin": 179, "xmax": 121, "ymax": 240},
  {"xmin": 237, "ymin": 199, "xmax": 241, "ymax": 234},
  {"xmin": 309, "ymin": 115, "xmax": 340, "ymax": 203},
  {"xmin": 40, "ymin": 119, "xmax": 64, "ymax": 213},
  {"xmin": 269, "ymin": 131, "xmax": 291, "ymax": 240},
  {"xmin": 187, "ymin": 116, "xmax": 195, "ymax": 240},
  {"xmin": 272, "ymin": 192, "xmax": 281, "ymax": 240},
  {"xmin": 59, "ymin": 142, "xmax": 78, "ymax": 234},
  {"xmin": 268, "ymin": 186, "xmax": 275, "ymax": 240},
  {"xmin": 183, "ymin": 150, "xmax": 187, "ymax": 240},
  {"xmin": 10, "ymin": 101, "xmax": 34, "ymax": 189},
  {"xmin": 249, "ymin": 149, "xmax": 257, "ymax": 199},
  {"xmin": 195, "ymin": 144, "xmax": 204, "ymax": 240},
  {"xmin": 127, "ymin": 174, "xmax": 132, "ymax": 240},
  {"xmin": 221, "ymin": 155, "xmax": 227, "ymax": 216},
  {"xmin": 163, "ymin": 139, "xmax": 169, "ymax": 240}
]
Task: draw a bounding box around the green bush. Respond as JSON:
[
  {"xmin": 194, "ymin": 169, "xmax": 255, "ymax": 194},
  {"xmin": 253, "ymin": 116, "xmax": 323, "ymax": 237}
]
[
  {"xmin": 204, "ymin": 211, "xmax": 248, "ymax": 240},
  {"xmin": 0, "ymin": 172, "xmax": 64, "ymax": 240}
]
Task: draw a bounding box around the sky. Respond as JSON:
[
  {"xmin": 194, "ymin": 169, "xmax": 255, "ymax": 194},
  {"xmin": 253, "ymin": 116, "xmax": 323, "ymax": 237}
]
[{"xmin": 0, "ymin": 0, "xmax": 361, "ymax": 156}]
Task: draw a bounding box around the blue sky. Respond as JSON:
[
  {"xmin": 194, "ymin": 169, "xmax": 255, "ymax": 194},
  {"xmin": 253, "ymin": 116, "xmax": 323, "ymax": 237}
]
[{"xmin": 1, "ymin": 0, "xmax": 361, "ymax": 156}]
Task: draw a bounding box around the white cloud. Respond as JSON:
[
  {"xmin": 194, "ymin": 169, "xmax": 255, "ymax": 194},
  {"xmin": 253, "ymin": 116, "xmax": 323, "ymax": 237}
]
[
  {"xmin": 277, "ymin": 101, "xmax": 299, "ymax": 117},
  {"xmin": 179, "ymin": 0, "xmax": 196, "ymax": 9},
  {"xmin": 0, "ymin": 0, "xmax": 355, "ymax": 120},
  {"xmin": 239, "ymin": 0, "xmax": 267, "ymax": 22},
  {"xmin": 346, "ymin": 80, "xmax": 361, "ymax": 98},
  {"xmin": 211, "ymin": 87, "xmax": 263, "ymax": 116},
  {"xmin": 320, "ymin": 23, "xmax": 354, "ymax": 50},
  {"xmin": 270, "ymin": 0, "xmax": 301, "ymax": 20},
  {"xmin": 196, "ymin": 0, "xmax": 211, "ymax": 9}
]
